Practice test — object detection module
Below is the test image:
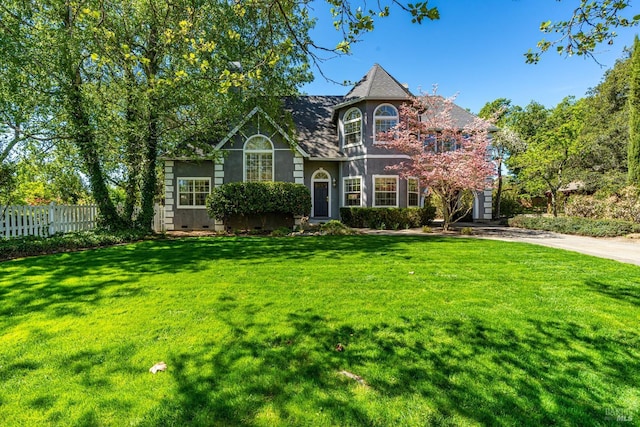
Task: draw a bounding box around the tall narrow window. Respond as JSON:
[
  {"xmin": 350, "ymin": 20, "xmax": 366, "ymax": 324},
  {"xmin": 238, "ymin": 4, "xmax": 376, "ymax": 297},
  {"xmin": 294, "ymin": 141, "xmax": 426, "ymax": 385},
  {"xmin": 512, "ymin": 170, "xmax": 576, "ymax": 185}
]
[
  {"xmin": 343, "ymin": 108, "xmax": 362, "ymax": 146},
  {"xmin": 407, "ymin": 178, "xmax": 420, "ymax": 207},
  {"xmin": 244, "ymin": 135, "xmax": 273, "ymax": 182},
  {"xmin": 374, "ymin": 104, "xmax": 398, "ymax": 143},
  {"xmin": 343, "ymin": 177, "xmax": 362, "ymax": 206},
  {"xmin": 373, "ymin": 176, "xmax": 398, "ymax": 207},
  {"xmin": 177, "ymin": 178, "xmax": 211, "ymax": 208}
]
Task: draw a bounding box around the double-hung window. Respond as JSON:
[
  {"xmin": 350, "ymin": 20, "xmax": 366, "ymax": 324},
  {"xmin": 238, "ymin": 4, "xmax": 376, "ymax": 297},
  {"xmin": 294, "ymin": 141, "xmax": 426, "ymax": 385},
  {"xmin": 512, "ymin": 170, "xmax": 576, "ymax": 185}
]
[
  {"xmin": 343, "ymin": 108, "xmax": 362, "ymax": 146},
  {"xmin": 343, "ymin": 177, "xmax": 362, "ymax": 206},
  {"xmin": 407, "ymin": 178, "xmax": 420, "ymax": 207},
  {"xmin": 373, "ymin": 175, "xmax": 398, "ymax": 207},
  {"xmin": 177, "ymin": 178, "xmax": 211, "ymax": 208}
]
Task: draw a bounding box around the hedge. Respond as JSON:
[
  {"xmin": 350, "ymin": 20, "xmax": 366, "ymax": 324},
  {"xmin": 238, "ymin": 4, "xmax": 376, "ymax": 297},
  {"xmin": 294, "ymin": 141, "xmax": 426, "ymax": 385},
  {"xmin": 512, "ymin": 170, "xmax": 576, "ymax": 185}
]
[
  {"xmin": 207, "ymin": 182, "xmax": 311, "ymax": 220},
  {"xmin": 508, "ymin": 215, "xmax": 640, "ymax": 237},
  {"xmin": 340, "ymin": 206, "xmax": 436, "ymax": 229},
  {"xmin": 0, "ymin": 229, "xmax": 152, "ymax": 261}
]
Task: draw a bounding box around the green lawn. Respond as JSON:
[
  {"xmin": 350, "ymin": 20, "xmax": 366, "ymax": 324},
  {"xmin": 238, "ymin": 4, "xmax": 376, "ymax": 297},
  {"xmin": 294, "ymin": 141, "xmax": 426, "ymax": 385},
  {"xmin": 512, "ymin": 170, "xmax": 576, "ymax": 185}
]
[{"xmin": 1, "ymin": 235, "xmax": 638, "ymax": 426}]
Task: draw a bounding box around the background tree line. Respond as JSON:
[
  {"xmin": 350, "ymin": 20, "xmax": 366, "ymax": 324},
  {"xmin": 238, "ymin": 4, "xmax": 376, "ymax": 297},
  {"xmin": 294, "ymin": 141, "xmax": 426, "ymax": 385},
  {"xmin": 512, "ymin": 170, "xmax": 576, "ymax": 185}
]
[{"xmin": 481, "ymin": 37, "xmax": 640, "ymax": 220}]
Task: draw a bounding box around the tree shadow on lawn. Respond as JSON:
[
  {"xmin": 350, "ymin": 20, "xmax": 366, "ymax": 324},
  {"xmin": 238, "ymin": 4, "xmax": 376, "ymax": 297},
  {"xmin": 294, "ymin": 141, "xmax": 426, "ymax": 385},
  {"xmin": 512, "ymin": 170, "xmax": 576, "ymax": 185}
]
[
  {"xmin": 142, "ymin": 307, "xmax": 640, "ymax": 426},
  {"xmin": 0, "ymin": 235, "xmax": 463, "ymax": 323}
]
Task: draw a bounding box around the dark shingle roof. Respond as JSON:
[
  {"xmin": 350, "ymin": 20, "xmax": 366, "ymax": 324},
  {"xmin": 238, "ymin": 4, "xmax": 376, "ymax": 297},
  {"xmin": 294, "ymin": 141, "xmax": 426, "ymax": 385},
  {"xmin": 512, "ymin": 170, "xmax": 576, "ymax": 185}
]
[
  {"xmin": 344, "ymin": 64, "xmax": 412, "ymax": 99},
  {"xmin": 285, "ymin": 96, "xmax": 345, "ymax": 159},
  {"xmin": 422, "ymin": 96, "xmax": 496, "ymax": 130}
]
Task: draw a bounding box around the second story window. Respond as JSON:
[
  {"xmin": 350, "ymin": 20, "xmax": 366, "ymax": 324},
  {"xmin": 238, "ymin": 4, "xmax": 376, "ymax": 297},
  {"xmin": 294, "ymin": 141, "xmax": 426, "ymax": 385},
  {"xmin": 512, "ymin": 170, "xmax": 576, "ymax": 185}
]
[
  {"xmin": 374, "ymin": 104, "xmax": 398, "ymax": 143},
  {"xmin": 244, "ymin": 135, "xmax": 273, "ymax": 182},
  {"xmin": 343, "ymin": 108, "xmax": 362, "ymax": 146}
]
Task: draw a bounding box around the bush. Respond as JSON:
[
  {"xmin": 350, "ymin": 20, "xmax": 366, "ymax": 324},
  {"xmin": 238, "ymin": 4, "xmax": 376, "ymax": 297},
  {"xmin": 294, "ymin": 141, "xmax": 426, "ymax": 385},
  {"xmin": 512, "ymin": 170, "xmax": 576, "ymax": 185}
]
[
  {"xmin": 508, "ymin": 215, "xmax": 640, "ymax": 237},
  {"xmin": 565, "ymin": 186, "xmax": 640, "ymax": 223},
  {"xmin": 320, "ymin": 220, "xmax": 357, "ymax": 235},
  {"xmin": 270, "ymin": 227, "xmax": 292, "ymax": 237},
  {"xmin": 340, "ymin": 206, "xmax": 435, "ymax": 229},
  {"xmin": 496, "ymin": 191, "xmax": 526, "ymax": 218},
  {"xmin": 207, "ymin": 182, "xmax": 311, "ymax": 221},
  {"xmin": 0, "ymin": 229, "xmax": 152, "ymax": 261}
]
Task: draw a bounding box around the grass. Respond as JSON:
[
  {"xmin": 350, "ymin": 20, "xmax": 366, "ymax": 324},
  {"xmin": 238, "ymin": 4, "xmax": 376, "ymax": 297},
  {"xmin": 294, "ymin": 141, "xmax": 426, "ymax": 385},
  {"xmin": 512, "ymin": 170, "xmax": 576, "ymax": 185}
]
[{"xmin": 0, "ymin": 235, "xmax": 639, "ymax": 426}]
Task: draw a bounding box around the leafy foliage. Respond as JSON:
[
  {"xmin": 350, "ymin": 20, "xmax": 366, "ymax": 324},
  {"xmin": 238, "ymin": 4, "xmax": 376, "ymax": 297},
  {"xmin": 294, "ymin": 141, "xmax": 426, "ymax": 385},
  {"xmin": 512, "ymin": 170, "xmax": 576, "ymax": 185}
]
[
  {"xmin": 577, "ymin": 51, "xmax": 630, "ymax": 190},
  {"xmin": 565, "ymin": 186, "xmax": 640, "ymax": 222},
  {"xmin": 340, "ymin": 206, "xmax": 435, "ymax": 229},
  {"xmin": 526, "ymin": 0, "xmax": 640, "ymax": 63},
  {"xmin": 508, "ymin": 214, "xmax": 640, "ymax": 237},
  {"xmin": 629, "ymin": 36, "xmax": 640, "ymax": 184},
  {"xmin": 508, "ymin": 98, "xmax": 585, "ymax": 216},
  {"xmin": 207, "ymin": 182, "xmax": 311, "ymax": 220}
]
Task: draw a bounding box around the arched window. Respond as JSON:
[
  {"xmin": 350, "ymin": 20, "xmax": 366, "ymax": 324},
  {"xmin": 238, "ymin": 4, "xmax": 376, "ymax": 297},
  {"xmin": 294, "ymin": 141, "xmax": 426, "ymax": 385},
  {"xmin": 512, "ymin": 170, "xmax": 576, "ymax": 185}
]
[
  {"xmin": 374, "ymin": 104, "xmax": 398, "ymax": 143},
  {"xmin": 244, "ymin": 135, "xmax": 273, "ymax": 182},
  {"xmin": 343, "ymin": 108, "xmax": 362, "ymax": 146}
]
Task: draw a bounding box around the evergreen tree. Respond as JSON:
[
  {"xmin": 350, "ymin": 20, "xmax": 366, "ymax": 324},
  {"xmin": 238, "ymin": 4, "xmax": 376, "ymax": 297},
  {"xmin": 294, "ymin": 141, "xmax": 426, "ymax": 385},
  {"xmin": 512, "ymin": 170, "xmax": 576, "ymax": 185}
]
[{"xmin": 629, "ymin": 35, "xmax": 640, "ymax": 184}]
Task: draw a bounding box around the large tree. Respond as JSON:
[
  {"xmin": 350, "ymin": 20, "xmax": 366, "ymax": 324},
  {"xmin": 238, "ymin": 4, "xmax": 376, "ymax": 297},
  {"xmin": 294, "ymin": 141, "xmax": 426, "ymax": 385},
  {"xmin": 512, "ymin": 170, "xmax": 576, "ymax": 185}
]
[
  {"xmin": 478, "ymin": 98, "xmax": 524, "ymax": 219},
  {"xmin": 0, "ymin": 0, "xmax": 313, "ymax": 230},
  {"xmin": 382, "ymin": 95, "xmax": 495, "ymax": 231},
  {"xmin": 578, "ymin": 51, "xmax": 631, "ymax": 190},
  {"xmin": 509, "ymin": 98, "xmax": 586, "ymax": 217}
]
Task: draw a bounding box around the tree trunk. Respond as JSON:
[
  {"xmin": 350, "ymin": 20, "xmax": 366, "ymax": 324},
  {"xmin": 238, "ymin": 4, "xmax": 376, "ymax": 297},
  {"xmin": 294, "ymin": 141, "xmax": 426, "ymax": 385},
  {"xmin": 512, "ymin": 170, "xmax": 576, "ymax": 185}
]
[
  {"xmin": 550, "ymin": 190, "xmax": 558, "ymax": 217},
  {"xmin": 123, "ymin": 72, "xmax": 141, "ymax": 227},
  {"xmin": 61, "ymin": 6, "xmax": 124, "ymax": 229},
  {"xmin": 136, "ymin": 22, "xmax": 160, "ymax": 231}
]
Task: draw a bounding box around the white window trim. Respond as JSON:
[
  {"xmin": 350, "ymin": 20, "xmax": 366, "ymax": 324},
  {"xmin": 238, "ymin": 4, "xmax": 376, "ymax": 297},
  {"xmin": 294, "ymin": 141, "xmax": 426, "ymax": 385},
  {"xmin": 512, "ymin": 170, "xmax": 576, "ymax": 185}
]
[
  {"xmin": 372, "ymin": 175, "xmax": 399, "ymax": 208},
  {"xmin": 311, "ymin": 168, "xmax": 332, "ymax": 217},
  {"xmin": 373, "ymin": 103, "xmax": 398, "ymax": 145},
  {"xmin": 176, "ymin": 177, "xmax": 211, "ymax": 209},
  {"xmin": 342, "ymin": 176, "xmax": 363, "ymax": 207},
  {"xmin": 243, "ymin": 134, "xmax": 274, "ymax": 182},
  {"xmin": 407, "ymin": 177, "xmax": 420, "ymax": 207},
  {"xmin": 342, "ymin": 107, "xmax": 363, "ymax": 149}
]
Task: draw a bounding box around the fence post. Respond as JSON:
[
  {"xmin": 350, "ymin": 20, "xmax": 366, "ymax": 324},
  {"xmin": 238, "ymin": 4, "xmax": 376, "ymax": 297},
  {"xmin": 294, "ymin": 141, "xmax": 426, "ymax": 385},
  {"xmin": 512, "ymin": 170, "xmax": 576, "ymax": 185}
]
[{"xmin": 48, "ymin": 202, "xmax": 56, "ymax": 236}]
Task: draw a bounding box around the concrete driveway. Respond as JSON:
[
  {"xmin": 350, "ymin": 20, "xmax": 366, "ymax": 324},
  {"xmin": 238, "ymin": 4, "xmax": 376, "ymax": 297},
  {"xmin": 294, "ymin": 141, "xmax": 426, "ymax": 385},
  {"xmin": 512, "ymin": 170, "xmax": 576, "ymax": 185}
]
[
  {"xmin": 365, "ymin": 225, "xmax": 640, "ymax": 267},
  {"xmin": 472, "ymin": 226, "xmax": 640, "ymax": 267}
]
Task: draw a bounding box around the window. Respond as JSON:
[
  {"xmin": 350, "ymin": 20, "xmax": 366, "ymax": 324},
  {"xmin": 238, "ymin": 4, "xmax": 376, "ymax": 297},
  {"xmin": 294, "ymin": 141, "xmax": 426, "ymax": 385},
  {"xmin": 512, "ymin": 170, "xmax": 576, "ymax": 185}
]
[
  {"xmin": 373, "ymin": 175, "xmax": 398, "ymax": 207},
  {"xmin": 374, "ymin": 104, "xmax": 398, "ymax": 143},
  {"xmin": 343, "ymin": 177, "xmax": 362, "ymax": 206},
  {"xmin": 244, "ymin": 135, "xmax": 273, "ymax": 182},
  {"xmin": 343, "ymin": 108, "xmax": 362, "ymax": 146},
  {"xmin": 407, "ymin": 178, "xmax": 419, "ymax": 207},
  {"xmin": 177, "ymin": 178, "xmax": 211, "ymax": 208}
]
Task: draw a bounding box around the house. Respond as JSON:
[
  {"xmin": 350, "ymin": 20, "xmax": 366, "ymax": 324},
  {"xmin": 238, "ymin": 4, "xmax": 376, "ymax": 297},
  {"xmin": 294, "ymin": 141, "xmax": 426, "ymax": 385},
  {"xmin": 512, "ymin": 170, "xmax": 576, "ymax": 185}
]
[{"xmin": 162, "ymin": 64, "xmax": 493, "ymax": 231}]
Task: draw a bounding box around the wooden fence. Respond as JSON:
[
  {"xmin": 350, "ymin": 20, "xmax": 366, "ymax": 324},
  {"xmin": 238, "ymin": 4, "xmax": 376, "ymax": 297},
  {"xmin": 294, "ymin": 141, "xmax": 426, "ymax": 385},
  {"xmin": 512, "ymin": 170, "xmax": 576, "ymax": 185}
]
[{"xmin": 0, "ymin": 203, "xmax": 165, "ymax": 239}]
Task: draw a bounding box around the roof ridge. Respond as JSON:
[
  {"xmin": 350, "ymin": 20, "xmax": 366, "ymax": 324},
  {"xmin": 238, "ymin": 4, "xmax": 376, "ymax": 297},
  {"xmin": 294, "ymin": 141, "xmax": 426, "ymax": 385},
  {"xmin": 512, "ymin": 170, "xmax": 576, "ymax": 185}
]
[{"xmin": 344, "ymin": 64, "xmax": 412, "ymax": 99}]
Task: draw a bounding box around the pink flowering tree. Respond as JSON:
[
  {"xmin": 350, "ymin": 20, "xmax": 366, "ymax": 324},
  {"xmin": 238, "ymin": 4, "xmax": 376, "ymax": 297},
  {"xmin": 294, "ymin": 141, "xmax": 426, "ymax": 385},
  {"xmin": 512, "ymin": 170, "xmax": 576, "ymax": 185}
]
[{"xmin": 381, "ymin": 94, "xmax": 495, "ymax": 231}]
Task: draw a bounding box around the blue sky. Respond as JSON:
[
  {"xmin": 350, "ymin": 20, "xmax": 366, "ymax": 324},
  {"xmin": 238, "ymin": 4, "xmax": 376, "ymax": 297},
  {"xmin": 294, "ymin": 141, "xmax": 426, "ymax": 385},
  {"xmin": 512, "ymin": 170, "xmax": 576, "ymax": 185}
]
[{"xmin": 301, "ymin": 0, "xmax": 639, "ymax": 114}]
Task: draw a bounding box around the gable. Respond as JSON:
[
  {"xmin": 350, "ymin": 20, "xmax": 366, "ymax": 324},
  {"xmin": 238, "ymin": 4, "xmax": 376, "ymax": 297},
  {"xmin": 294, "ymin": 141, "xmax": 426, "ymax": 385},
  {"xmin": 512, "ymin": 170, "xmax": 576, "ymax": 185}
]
[{"xmin": 215, "ymin": 106, "xmax": 309, "ymax": 157}]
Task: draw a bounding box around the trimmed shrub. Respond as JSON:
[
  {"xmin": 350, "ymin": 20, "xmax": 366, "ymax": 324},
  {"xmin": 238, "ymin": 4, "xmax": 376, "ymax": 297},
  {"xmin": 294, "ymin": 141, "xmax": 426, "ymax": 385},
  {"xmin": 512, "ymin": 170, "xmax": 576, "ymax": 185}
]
[
  {"xmin": 508, "ymin": 215, "xmax": 640, "ymax": 237},
  {"xmin": 207, "ymin": 182, "xmax": 311, "ymax": 221},
  {"xmin": 340, "ymin": 206, "xmax": 435, "ymax": 229}
]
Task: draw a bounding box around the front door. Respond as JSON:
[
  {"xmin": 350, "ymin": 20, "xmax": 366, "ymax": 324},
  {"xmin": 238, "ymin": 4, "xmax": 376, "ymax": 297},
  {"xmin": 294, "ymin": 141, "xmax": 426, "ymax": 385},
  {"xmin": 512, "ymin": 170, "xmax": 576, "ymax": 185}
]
[{"xmin": 314, "ymin": 182, "xmax": 329, "ymax": 217}]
